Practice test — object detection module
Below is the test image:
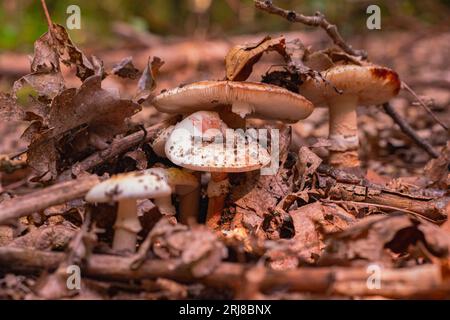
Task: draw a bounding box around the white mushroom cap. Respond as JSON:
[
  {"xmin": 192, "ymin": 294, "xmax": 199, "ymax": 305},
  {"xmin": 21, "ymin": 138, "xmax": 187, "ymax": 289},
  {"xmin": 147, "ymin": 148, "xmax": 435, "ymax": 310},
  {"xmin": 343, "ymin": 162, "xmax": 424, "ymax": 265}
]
[
  {"xmin": 152, "ymin": 80, "xmax": 314, "ymax": 123},
  {"xmin": 299, "ymin": 65, "xmax": 401, "ymax": 106},
  {"xmin": 85, "ymin": 169, "xmax": 172, "ymax": 203},
  {"xmin": 165, "ymin": 111, "xmax": 271, "ymax": 173}
]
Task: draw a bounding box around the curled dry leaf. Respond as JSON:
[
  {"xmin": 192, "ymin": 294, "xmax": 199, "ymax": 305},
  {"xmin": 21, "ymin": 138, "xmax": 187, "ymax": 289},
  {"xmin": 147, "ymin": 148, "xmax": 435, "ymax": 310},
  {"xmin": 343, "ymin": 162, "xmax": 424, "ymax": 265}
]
[
  {"xmin": 296, "ymin": 146, "xmax": 322, "ymax": 190},
  {"xmin": 225, "ymin": 36, "xmax": 286, "ymax": 81},
  {"xmin": 320, "ymin": 214, "xmax": 450, "ymax": 267},
  {"xmin": 26, "ymin": 75, "xmax": 141, "ymax": 179},
  {"xmin": 13, "ymin": 28, "xmax": 65, "ymax": 101},
  {"xmin": 7, "ymin": 225, "xmax": 76, "ymax": 251},
  {"xmin": 265, "ymin": 202, "xmax": 355, "ymax": 269},
  {"xmin": 47, "ymin": 75, "xmax": 140, "ymax": 140},
  {"xmin": 150, "ymin": 218, "xmax": 227, "ymax": 277},
  {"xmin": 111, "ymin": 56, "xmax": 140, "ymax": 79},
  {"xmin": 424, "ymin": 141, "xmax": 450, "ymax": 189},
  {"xmin": 123, "ymin": 149, "xmax": 148, "ymax": 170},
  {"xmin": 136, "ymin": 56, "xmax": 164, "ymax": 103},
  {"xmin": 50, "ymin": 24, "xmax": 95, "ymax": 81}
]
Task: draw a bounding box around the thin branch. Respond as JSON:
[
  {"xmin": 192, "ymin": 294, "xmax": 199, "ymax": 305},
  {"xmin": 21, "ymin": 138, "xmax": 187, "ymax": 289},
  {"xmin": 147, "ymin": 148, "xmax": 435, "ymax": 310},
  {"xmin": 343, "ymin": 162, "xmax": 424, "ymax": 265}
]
[
  {"xmin": 402, "ymin": 81, "xmax": 448, "ymax": 131},
  {"xmin": 383, "ymin": 102, "xmax": 439, "ymax": 158},
  {"xmin": 321, "ymin": 199, "xmax": 435, "ymax": 222},
  {"xmin": 58, "ymin": 116, "xmax": 180, "ymax": 181},
  {"xmin": 254, "ymin": 0, "xmax": 367, "ymax": 58},
  {"xmin": 0, "ymin": 247, "xmax": 446, "ymax": 298},
  {"xmin": 40, "ymin": 0, "xmax": 53, "ymax": 30},
  {"xmin": 0, "ymin": 174, "xmax": 100, "ymax": 224}
]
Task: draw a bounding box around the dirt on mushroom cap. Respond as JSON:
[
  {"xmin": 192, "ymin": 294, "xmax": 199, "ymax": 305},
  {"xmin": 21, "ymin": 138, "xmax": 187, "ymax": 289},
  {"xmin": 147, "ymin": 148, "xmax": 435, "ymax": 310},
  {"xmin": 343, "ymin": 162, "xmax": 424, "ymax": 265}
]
[{"xmin": 85, "ymin": 169, "xmax": 172, "ymax": 202}]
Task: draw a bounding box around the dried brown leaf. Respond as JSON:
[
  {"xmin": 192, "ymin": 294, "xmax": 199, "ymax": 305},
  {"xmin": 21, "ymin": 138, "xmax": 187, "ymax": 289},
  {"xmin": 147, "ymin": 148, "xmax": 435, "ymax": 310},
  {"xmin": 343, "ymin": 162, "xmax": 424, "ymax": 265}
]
[
  {"xmin": 112, "ymin": 56, "xmax": 140, "ymax": 79},
  {"xmin": 150, "ymin": 218, "xmax": 227, "ymax": 277},
  {"xmin": 8, "ymin": 225, "xmax": 76, "ymax": 251},
  {"xmin": 320, "ymin": 214, "xmax": 450, "ymax": 267},
  {"xmin": 0, "ymin": 93, "xmax": 26, "ymax": 122},
  {"xmin": 136, "ymin": 56, "xmax": 164, "ymax": 103},
  {"xmin": 51, "ymin": 24, "xmax": 95, "ymax": 81}
]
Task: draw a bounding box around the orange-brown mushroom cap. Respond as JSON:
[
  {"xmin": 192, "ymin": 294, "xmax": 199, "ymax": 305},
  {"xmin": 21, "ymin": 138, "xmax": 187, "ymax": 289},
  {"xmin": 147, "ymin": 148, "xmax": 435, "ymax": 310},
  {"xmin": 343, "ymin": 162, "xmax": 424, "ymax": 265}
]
[
  {"xmin": 152, "ymin": 80, "xmax": 314, "ymax": 123},
  {"xmin": 299, "ymin": 65, "xmax": 401, "ymax": 106}
]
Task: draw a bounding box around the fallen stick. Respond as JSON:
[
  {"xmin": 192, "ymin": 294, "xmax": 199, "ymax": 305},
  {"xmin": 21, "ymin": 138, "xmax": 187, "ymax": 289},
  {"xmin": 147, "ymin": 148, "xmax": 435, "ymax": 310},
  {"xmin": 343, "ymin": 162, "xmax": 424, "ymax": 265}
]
[
  {"xmin": 0, "ymin": 247, "xmax": 446, "ymax": 298},
  {"xmin": 58, "ymin": 116, "xmax": 179, "ymax": 181},
  {"xmin": 315, "ymin": 164, "xmax": 449, "ymax": 221},
  {"xmin": 0, "ymin": 174, "xmax": 99, "ymax": 224},
  {"xmin": 383, "ymin": 102, "xmax": 439, "ymax": 158},
  {"xmin": 327, "ymin": 182, "xmax": 449, "ymax": 222}
]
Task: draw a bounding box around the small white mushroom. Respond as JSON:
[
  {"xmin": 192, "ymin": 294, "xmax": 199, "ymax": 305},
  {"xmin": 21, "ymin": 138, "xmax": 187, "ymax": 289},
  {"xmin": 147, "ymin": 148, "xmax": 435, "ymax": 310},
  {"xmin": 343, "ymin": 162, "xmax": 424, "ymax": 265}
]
[
  {"xmin": 85, "ymin": 170, "xmax": 172, "ymax": 252},
  {"xmin": 299, "ymin": 64, "xmax": 401, "ymax": 168},
  {"xmin": 85, "ymin": 168, "xmax": 198, "ymax": 252}
]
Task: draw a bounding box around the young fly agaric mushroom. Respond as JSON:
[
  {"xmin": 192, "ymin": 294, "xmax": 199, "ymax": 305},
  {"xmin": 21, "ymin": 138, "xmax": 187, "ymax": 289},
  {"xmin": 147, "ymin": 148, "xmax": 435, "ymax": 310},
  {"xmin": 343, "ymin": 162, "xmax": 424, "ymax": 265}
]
[
  {"xmin": 299, "ymin": 64, "xmax": 401, "ymax": 168},
  {"xmin": 85, "ymin": 168, "xmax": 198, "ymax": 252},
  {"xmin": 152, "ymin": 80, "xmax": 314, "ymax": 125},
  {"xmin": 165, "ymin": 111, "xmax": 271, "ymax": 229}
]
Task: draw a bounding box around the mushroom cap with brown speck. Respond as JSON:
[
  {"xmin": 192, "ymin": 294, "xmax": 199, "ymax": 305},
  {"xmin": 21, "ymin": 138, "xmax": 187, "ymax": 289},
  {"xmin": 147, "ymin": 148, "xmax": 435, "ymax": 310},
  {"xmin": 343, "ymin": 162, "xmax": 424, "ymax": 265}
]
[
  {"xmin": 85, "ymin": 169, "xmax": 172, "ymax": 203},
  {"xmin": 165, "ymin": 111, "xmax": 271, "ymax": 173}
]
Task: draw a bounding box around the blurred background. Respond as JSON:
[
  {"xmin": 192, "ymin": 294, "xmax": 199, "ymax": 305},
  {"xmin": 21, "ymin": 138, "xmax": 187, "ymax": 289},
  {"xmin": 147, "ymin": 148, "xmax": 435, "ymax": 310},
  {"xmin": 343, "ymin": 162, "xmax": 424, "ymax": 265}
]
[{"xmin": 1, "ymin": 0, "xmax": 450, "ymax": 51}]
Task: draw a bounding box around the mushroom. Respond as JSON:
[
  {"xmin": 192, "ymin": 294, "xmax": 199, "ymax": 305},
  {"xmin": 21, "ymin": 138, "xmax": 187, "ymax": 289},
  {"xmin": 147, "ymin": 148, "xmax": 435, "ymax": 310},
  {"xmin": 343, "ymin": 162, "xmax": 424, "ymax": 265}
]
[
  {"xmin": 151, "ymin": 125, "xmax": 174, "ymax": 158},
  {"xmin": 152, "ymin": 80, "xmax": 314, "ymax": 125},
  {"xmin": 150, "ymin": 126, "xmax": 201, "ymax": 225},
  {"xmin": 152, "ymin": 80, "xmax": 313, "ymax": 228},
  {"xmin": 165, "ymin": 110, "xmax": 271, "ymax": 229},
  {"xmin": 85, "ymin": 168, "xmax": 198, "ymax": 252},
  {"xmin": 299, "ymin": 64, "xmax": 400, "ymax": 168}
]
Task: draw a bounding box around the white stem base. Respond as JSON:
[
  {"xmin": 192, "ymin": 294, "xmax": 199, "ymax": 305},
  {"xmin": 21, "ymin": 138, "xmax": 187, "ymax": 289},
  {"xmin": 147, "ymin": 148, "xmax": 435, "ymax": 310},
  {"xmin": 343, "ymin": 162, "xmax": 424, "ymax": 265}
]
[
  {"xmin": 328, "ymin": 95, "xmax": 360, "ymax": 168},
  {"xmin": 113, "ymin": 199, "xmax": 141, "ymax": 252}
]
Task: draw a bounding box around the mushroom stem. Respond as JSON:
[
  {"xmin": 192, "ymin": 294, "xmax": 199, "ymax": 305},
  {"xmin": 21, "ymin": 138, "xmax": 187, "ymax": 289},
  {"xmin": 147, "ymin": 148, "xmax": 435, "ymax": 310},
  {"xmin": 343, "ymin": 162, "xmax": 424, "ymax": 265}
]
[
  {"xmin": 154, "ymin": 196, "xmax": 176, "ymax": 216},
  {"xmin": 178, "ymin": 173, "xmax": 200, "ymax": 225},
  {"xmin": 219, "ymin": 106, "xmax": 246, "ymax": 129},
  {"xmin": 113, "ymin": 199, "xmax": 141, "ymax": 252},
  {"xmin": 206, "ymin": 172, "xmax": 229, "ymax": 230},
  {"xmin": 328, "ymin": 95, "xmax": 360, "ymax": 168}
]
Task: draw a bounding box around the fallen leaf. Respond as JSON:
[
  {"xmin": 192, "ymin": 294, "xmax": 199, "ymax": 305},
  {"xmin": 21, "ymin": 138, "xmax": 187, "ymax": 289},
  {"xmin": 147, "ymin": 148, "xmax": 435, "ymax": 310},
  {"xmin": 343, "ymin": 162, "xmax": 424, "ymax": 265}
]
[
  {"xmin": 112, "ymin": 56, "xmax": 140, "ymax": 79},
  {"xmin": 225, "ymin": 36, "xmax": 286, "ymax": 81},
  {"xmin": 136, "ymin": 56, "xmax": 164, "ymax": 103},
  {"xmin": 51, "ymin": 24, "xmax": 95, "ymax": 81},
  {"xmin": 8, "ymin": 225, "xmax": 76, "ymax": 251},
  {"xmin": 320, "ymin": 214, "xmax": 450, "ymax": 267}
]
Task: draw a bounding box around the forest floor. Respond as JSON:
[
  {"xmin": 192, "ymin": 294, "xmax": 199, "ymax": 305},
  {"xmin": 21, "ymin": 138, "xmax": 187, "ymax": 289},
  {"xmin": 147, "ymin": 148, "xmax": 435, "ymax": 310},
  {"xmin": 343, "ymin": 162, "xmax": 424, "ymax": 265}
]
[{"xmin": 0, "ymin": 21, "xmax": 449, "ymax": 299}]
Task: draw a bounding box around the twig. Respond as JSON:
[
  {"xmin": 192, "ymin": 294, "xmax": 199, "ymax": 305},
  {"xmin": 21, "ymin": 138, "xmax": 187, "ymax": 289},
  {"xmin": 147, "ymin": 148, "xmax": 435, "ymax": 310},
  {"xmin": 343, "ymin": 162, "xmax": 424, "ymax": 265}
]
[
  {"xmin": 40, "ymin": 0, "xmax": 53, "ymax": 30},
  {"xmin": 326, "ymin": 181, "xmax": 449, "ymax": 222},
  {"xmin": 0, "ymin": 247, "xmax": 446, "ymax": 298},
  {"xmin": 402, "ymin": 81, "xmax": 448, "ymax": 131},
  {"xmin": 254, "ymin": 0, "xmax": 367, "ymax": 58},
  {"xmin": 383, "ymin": 102, "xmax": 439, "ymax": 158},
  {"xmin": 0, "ymin": 174, "xmax": 100, "ymax": 224},
  {"xmin": 58, "ymin": 116, "xmax": 179, "ymax": 181},
  {"xmin": 321, "ymin": 199, "xmax": 435, "ymax": 222}
]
